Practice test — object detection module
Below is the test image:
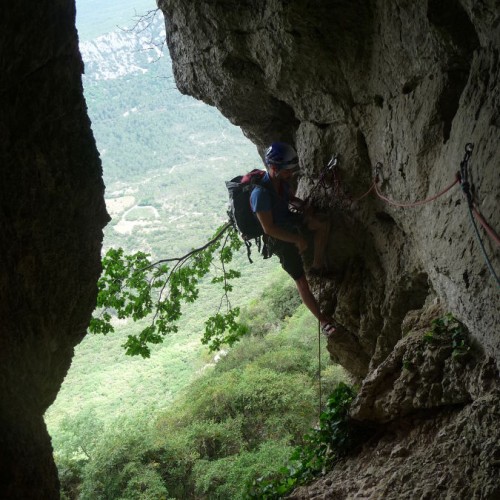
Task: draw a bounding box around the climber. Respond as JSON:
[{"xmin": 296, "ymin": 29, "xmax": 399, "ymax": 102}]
[{"xmin": 250, "ymin": 141, "xmax": 336, "ymax": 335}]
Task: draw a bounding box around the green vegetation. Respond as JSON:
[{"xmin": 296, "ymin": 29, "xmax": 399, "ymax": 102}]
[
  {"xmin": 46, "ymin": 23, "xmax": 279, "ymax": 463},
  {"xmin": 124, "ymin": 206, "xmax": 158, "ymax": 221},
  {"xmin": 46, "ymin": 6, "xmax": 350, "ymax": 500},
  {"xmin": 76, "ymin": 0, "xmax": 157, "ymax": 41},
  {"xmin": 248, "ymin": 383, "xmax": 363, "ymax": 499},
  {"xmin": 53, "ymin": 277, "xmax": 348, "ymax": 499},
  {"xmin": 423, "ymin": 313, "xmax": 470, "ymax": 357},
  {"xmin": 90, "ymin": 224, "xmax": 247, "ymax": 357}
]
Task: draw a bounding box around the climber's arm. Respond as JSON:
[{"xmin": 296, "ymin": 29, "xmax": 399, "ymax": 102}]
[{"xmin": 255, "ymin": 210, "xmax": 308, "ymax": 254}]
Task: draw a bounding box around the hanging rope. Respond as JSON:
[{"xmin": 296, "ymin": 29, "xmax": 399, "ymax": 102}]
[
  {"xmin": 466, "ymin": 203, "xmax": 500, "ymax": 287},
  {"xmin": 364, "ymin": 145, "xmax": 499, "ymax": 286},
  {"xmin": 458, "ymin": 143, "xmax": 500, "ymax": 287},
  {"xmin": 472, "ymin": 206, "xmax": 500, "ymax": 247},
  {"xmin": 306, "ymin": 146, "xmax": 497, "ymax": 426},
  {"xmin": 317, "ymin": 316, "xmax": 322, "ymax": 418},
  {"xmin": 317, "ymin": 273, "xmax": 323, "ymax": 418},
  {"xmin": 350, "ymin": 181, "xmax": 376, "ymax": 204},
  {"xmin": 308, "ymin": 146, "xmax": 498, "ymax": 395}
]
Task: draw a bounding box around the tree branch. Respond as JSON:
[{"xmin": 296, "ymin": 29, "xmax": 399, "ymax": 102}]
[{"xmin": 138, "ymin": 221, "xmax": 232, "ymax": 273}]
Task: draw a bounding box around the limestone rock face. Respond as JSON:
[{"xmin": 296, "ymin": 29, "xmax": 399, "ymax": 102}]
[
  {"xmin": 289, "ymin": 305, "xmax": 500, "ymax": 499},
  {"xmin": 0, "ymin": 0, "xmax": 497, "ymax": 497},
  {"xmin": 350, "ymin": 304, "xmax": 498, "ymax": 422},
  {"xmin": 159, "ymin": 0, "xmax": 499, "ymax": 376},
  {"xmin": 159, "ymin": 0, "xmax": 500, "ymax": 497},
  {"xmin": 290, "ymin": 393, "xmax": 500, "ymax": 499},
  {"xmin": 0, "ymin": 1, "xmax": 108, "ymax": 497}
]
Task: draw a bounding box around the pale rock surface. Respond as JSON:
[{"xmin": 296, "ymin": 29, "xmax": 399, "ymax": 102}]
[{"xmin": 159, "ymin": 0, "xmax": 499, "ymax": 373}]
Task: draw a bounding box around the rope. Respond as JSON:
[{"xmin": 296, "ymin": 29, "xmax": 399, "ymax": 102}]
[
  {"xmin": 317, "ymin": 274, "xmax": 323, "ymax": 418},
  {"xmin": 350, "ymin": 181, "xmax": 376, "ymax": 204},
  {"xmin": 317, "ymin": 315, "xmax": 322, "ymax": 418},
  {"xmin": 313, "ymin": 157, "xmax": 459, "ymax": 210},
  {"xmin": 373, "ymin": 175, "xmax": 460, "ymax": 208},
  {"xmin": 466, "ymin": 203, "xmax": 500, "ymax": 287},
  {"xmin": 368, "ymin": 154, "xmax": 499, "ymax": 251},
  {"xmin": 307, "ymin": 146, "xmax": 499, "ymax": 385},
  {"xmin": 472, "ymin": 205, "xmax": 500, "ymax": 247},
  {"xmin": 458, "ymin": 143, "xmax": 500, "ymax": 287}
]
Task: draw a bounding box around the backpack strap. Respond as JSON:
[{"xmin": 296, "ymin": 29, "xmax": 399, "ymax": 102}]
[
  {"xmin": 244, "ymin": 239, "xmax": 253, "ymax": 264},
  {"xmin": 261, "ymin": 235, "xmax": 272, "ymax": 259}
]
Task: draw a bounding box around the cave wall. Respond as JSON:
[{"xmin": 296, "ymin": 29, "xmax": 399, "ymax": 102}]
[
  {"xmin": 0, "ymin": 1, "xmax": 108, "ymax": 497},
  {"xmin": 159, "ymin": 0, "xmax": 499, "ymax": 375}
]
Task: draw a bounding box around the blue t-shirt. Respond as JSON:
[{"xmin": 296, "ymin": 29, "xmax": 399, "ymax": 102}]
[{"xmin": 250, "ymin": 172, "xmax": 292, "ymax": 228}]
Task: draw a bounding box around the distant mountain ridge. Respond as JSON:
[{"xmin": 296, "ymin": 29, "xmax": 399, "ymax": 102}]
[
  {"xmin": 74, "ymin": 3, "xmax": 261, "ymax": 259},
  {"xmin": 76, "ymin": 0, "xmax": 156, "ymax": 41},
  {"xmin": 80, "ymin": 14, "xmax": 166, "ymax": 80}
]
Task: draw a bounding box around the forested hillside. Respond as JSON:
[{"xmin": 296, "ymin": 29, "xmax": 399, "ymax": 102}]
[
  {"xmin": 46, "ymin": 2, "xmax": 277, "ymax": 424},
  {"xmin": 79, "ymin": 9, "xmax": 261, "ymax": 257},
  {"xmin": 53, "ymin": 273, "xmax": 347, "ymax": 499}
]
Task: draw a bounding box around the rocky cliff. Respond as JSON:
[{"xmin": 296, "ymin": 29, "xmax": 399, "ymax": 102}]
[
  {"xmin": 0, "ymin": 1, "xmax": 108, "ymax": 497},
  {"xmin": 1, "ymin": 0, "xmax": 498, "ymax": 498},
  {"xmin": 158, "ymin": 0, "xmax": 499, "ymax": 497}
]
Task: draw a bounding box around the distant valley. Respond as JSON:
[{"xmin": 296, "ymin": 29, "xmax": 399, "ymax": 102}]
[{"xmin": 46, "ymin": 4, "xmax": 274, "ymax": 427}]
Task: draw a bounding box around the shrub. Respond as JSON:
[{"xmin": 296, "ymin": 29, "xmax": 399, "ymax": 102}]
[
  {"xmin": 77, "ymin": 418, "xmax": 165, "ymax": 500},
  {"xmin": 238, "ymin": 272, "xmax": 301, "ymax": 337},
  {"xmin": 247, "ymin": 383, "xmax": 365, "ymax": 499},
  {"xmin": 185, "ymin": 417, "xmax": 246, "ymax": 460},
  {"xmin": 193, "ymin": 440, "xmax": 293, "ymax": 500}
]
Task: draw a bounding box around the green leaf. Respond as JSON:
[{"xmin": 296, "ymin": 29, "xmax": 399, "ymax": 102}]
[{"xmin": 90, "ymin": 225, "xmax": 251, "ymax": 356}]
